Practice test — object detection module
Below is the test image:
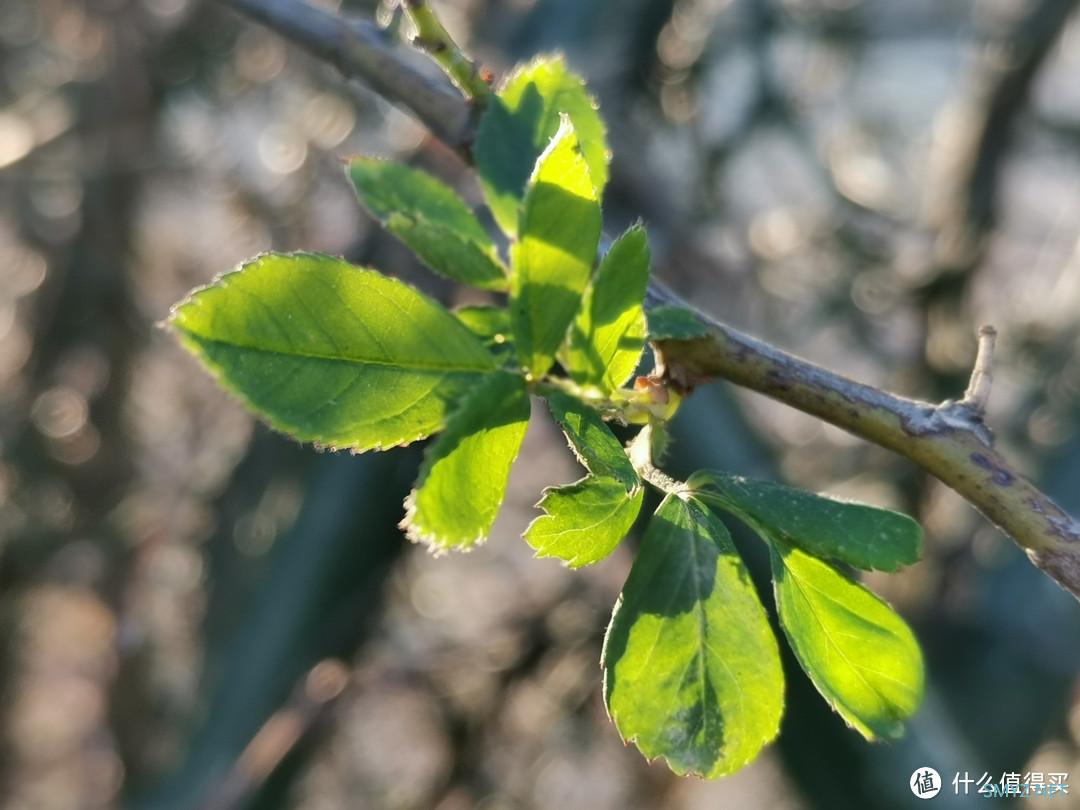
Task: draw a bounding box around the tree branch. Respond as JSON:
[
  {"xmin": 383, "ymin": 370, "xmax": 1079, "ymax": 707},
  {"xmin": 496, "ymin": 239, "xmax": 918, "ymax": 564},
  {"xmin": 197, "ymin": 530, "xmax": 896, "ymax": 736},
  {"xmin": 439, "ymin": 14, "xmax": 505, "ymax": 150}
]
[
  {"xmin": 223, "ymin": 0, "xmax": 475, "ymax": 149},
  {"xmin": 217, "ymin": 0, "xmax": 1080, "ymax": 601}
]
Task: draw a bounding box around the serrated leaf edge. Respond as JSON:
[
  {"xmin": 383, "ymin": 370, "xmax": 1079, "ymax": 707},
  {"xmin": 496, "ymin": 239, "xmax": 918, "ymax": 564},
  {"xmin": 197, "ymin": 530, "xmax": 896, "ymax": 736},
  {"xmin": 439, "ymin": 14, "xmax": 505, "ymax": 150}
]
[
  {"xmin": 523, "ymin": 475, "xmax": 643, "ymax": 568},
  {"xmin": 166, "ymin": 251, "xmax": 493, "ymax": 455}
]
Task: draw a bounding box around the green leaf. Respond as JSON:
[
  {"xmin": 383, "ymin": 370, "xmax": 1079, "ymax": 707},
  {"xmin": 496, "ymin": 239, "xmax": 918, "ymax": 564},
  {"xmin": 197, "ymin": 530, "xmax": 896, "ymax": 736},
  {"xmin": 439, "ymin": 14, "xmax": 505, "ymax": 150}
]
[
  {"xmin": 169, "ymin": 252, "xmax": 496, "ymax": 452},
  {"xmin": 403, "ymin": 372, "xmax": 530, "ymax": 550},
  {"xmin": 770, "ymin": 538, "xmax": 924, "ymax": 740},
  {"xmin": 525, "ymin": 476, "xmax": 643, "ymax": 567},
  {"xmin": 646, "ymin": 305, "xmax": 711, "ymax": 340},
  {"xmin": 544, "ymin": 391, "xmax": 637, "ymax": 490},
  {"xmin": 454, "ymin": 305, "xmax": 512, "ymax": 349},
  {"xmin": 564, "ymin": 225, "xmax": 650, "ymax": 392},
  {"xmin": 602, "ymin": 495, "xmax": 785, "ymax": 779},
  {"xmin": 473, "ymin": 54, "xmax": 609, "ymax": 236},
  {"xmin": 510, "ymin": 117, "xmax": 601, "ymax": 378},
  {"xmin": 386, "ymin": 216, "xmax": 507, "ymax": 291},
  {"xmin": 348, "ymin": 158, "xmax": 507, "ymax": 290},
  {"xmin": 689, "ymin": 470, "xmax": 922, "ymax": 572}
]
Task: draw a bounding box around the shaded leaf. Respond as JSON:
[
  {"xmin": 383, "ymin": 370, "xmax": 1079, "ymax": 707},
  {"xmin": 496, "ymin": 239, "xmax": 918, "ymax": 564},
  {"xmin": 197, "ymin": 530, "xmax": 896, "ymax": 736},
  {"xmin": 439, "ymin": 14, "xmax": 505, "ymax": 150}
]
[
  {"xmin": 403, "ymin": 372, "xmax": 530, "ymax": 550},
  {"xmin": 510, "ymin": 117, "xmax": 601, "ymax": 378},
  {"xmin": 473, "ymin": 54, "xmax": 609, "ymax": 236},
  {"xmin": 386, "ymin": 216, "xmax": 507, "ymax": 291},
  {"xmin": 170, "ymin": 252, "xmax": 496, "ymax": 452},
  {"xmin": 565, "ymin": 225, "xmax": 650, "ymax": 392},
  {"xmin": 770, "ymin": 538, "xmax": 924, "ymax": 740},
  {"xmin": 602, "ymin": 495, "xmax": 785, "ymax": 779},
  {"xmin": 545, "ymin": 391, "xmax": 637, "ymax": 490},
  {"xmin": 689, "ymin": 470, "xmax": 922, "ymax": 571},
  {"xmin": 349, "ymin": 158, "xmax": 506, "ymax": 290},
  {"xmin": 525, "ymin": 476, "xmax": 643, "ymax": 567},
  {"xmin": 647, "ymin": 305, "xmax": 711, "ymax": 340}
]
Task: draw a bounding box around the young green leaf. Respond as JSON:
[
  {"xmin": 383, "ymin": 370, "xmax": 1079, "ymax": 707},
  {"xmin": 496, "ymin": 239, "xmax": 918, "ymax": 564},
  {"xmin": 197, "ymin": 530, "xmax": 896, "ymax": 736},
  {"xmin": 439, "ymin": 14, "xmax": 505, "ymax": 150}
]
[
  {"xmin": 525, "ymin": 476, "xmax": 643, "ymax": 567},
  {"xmin": 510, "ymin": 117, "xmax": 601, "ymax": 378},
  {"xmin": 348, "ymin": 158, "xmax": 507, "ymax": 290},
  {"xmin": 473, "ymin": 54, "xmax": 609, "ymax": 236},
  {"xmin": 646, "ymin": 305, "xmax": 711, "ymax": 341},
  {"xmin": 169, "ymin": 252, "xmax": 496, "ymax": 452},
  {"xmin": 451, "ymin": 302, "xmax": 509, "ymax": 345},
  {"xmin": 602, "ymin": 495, "xmax": 784, "ymax": 779},
  {"xmin": 564, "ymin": 225, "xmax": 650, "ymax": 392},
  {"xmin": 689, "ymin": 470, "xmax": 922, "ymax": 572},
  {"xmin": 403, "ymin": 372, "xmax": 530, "ymax": 550},
  {"xmin": 544, "ymin": 391, "xmax": 637, "ymax": 490},
  {"xmin": 770, "ymin": 538, "xmax": 924, "ymax": 740}
]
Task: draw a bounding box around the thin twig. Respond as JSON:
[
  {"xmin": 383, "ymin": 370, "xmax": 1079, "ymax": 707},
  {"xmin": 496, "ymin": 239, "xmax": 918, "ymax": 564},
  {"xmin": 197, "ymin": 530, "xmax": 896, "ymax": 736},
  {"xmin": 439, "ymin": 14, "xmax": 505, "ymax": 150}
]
[
  {"xmin": 401, "ymin": 0, "xmax": 492, "ymax": 101},
  {"xmin": 216, "ymin": 0, "xmax": 1080, "ymax": 601},
  {"xmin": 961, "ymin": 325, "xmax": 997, "ymax": 414},
  {"xmin": 223, "ymin": 0, "xmax": 475, "ymax": 149},
  {"xmin": 201, "ymin": 660, "xmax": 351, "ymax": 810}
]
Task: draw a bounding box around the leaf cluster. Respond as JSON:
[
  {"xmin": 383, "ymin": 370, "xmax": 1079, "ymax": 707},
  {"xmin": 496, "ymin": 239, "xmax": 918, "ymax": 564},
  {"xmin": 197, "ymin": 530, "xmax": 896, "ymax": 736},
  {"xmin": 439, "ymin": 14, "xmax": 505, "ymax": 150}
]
[{"xmin": 169, "ymin": 55, "xmax": 925, "ymax": 780}]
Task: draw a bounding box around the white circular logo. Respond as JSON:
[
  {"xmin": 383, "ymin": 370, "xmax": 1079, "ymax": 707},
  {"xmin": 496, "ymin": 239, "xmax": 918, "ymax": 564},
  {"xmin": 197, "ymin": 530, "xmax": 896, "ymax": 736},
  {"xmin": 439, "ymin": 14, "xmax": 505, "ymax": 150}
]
[{"xmin": 911, "ymin": 767, "xmax": 942, "ymax": 799}]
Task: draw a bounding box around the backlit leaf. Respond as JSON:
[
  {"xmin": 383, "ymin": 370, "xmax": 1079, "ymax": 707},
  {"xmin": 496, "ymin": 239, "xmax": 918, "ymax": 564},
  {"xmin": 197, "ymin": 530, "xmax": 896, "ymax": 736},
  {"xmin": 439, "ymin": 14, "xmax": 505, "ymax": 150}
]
[
  {"xmin": 770, "ymin": 538, "xmax": 924, "ymax": 740},
  {"xmin": 602, "ymin": 495, "xmax": 784, "ymax": 779},
  {"xmin": 525, "ymin": 476, "xmax": 643, "ymax": 567},
  {"xmin": 473, "ymin": 54, "xmax": 609, "ymax": 236},
  {"xmin": 170, "ymin": 252, "xmax": 496, "ymax": 452},
  {"xmin": 510, "ymin": 117, "xmax": 601, "ymax": 378},
  {"xmin": 565, "ymin": 225, "xmax": 650, "ymax": 392},
  {"xmin": 689, "ymin": 470, "xmax": 922, "ymax": 571},
  {"xmin": 403, "ymin": 372, "xmax": 530, "ymax": 550}
]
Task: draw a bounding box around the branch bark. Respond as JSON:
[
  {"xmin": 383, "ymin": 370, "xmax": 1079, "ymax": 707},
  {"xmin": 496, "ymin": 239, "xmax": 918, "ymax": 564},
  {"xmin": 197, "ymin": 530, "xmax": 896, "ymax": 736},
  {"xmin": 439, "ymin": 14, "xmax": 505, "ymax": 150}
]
[{"xmin": 218, "ymin": 0, "xmax": 1080, "ymax": 601}]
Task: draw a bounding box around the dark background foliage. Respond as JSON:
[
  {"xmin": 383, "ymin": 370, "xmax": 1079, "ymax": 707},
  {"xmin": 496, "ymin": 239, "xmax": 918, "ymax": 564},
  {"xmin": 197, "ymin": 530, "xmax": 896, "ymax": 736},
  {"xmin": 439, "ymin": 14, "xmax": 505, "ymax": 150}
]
[{"xmin": 1, "ymin": 0, "xmax": 1080, "ymax": 807}]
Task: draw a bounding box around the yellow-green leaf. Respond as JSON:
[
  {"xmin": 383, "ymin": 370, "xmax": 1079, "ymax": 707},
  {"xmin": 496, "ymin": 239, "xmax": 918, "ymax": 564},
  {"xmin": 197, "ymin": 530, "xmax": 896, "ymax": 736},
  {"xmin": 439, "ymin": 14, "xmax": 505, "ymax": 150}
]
[
  {"xmin": 403, "ymin": 372, "xmax": 530, "ymax": 550},
  {"xmin": 770, "ymin": 538, "xmax": 924, "ymax": 740},
  {"xmin": 525, "ymin": 476, "xmax": 643, "ymax": 567},
  {"xmin": 169, "ymin": 252, "xmax": 496, "ymax": 452},
  {"xmin": 564, "ymin": 224, "xmax": 650, "ymax": 391},
  {"xmin": 510, "ymin": 117, "xmax": 601, "ymax": 378},
  {"xmin": 473, "ymin": 54, "xmax": 609, "ymax": 236}
]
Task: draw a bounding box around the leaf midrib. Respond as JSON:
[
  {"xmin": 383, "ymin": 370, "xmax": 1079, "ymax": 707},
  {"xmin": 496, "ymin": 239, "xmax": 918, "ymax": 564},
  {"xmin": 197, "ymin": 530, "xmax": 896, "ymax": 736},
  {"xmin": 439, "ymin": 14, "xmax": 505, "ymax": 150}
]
[
  {"xmin": 178, "ymin": 329, "xmax": 495, "ymax": 374},
  {"xmin": 781, "ymin": 553, "xmax": 901, "ymax": 720}
]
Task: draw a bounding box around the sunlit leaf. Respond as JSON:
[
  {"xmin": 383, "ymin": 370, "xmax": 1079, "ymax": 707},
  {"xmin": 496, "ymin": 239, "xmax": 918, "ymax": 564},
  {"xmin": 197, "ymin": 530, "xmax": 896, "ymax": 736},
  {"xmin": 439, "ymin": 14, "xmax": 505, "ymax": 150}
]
[
  {"xmin": 473, "ymin": 54, "xmax": 609, "ymax": 236},
  {"xmin": 564, "ymin": 225, "xmax": 650, "ymax": 392},
  {"xmin": 770, "ymin": 538, "xmax": 924, "ymax": 740},
  {"xmin": 170, "ymin": 252, "xmax": 496, "ymax": 452},
  {"xmin": 689, "ymin": 470, "xmax": 922, "ymax": 571},
  {"xmin": 525, "ymin": 476, "xmax": 643, "ymax": 567},
  {"xmin": 603, "ymin": 495, "xmax": 785, "ymax": 779},
  {"xmin": 511, "ymin": 116, "xmax": 601, "ymax": 378},
  {"xmin": 349, "ymin": 158, "xmax": 507, "ymax": 290},
  {"xmin": 545, "ymin": 391, "xmax": 637, "ymax": 490},
  {"xmin": 403, "ymin": 372, "xmax": 530, "ymax": 550}
]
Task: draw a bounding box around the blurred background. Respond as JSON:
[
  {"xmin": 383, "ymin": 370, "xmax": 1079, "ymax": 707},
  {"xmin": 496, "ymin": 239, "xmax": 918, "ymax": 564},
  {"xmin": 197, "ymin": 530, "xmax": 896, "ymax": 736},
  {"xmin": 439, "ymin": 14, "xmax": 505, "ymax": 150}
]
[{"xmin": 2, "ymin": 0, "xmax": 1080, "ymax": 807}]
